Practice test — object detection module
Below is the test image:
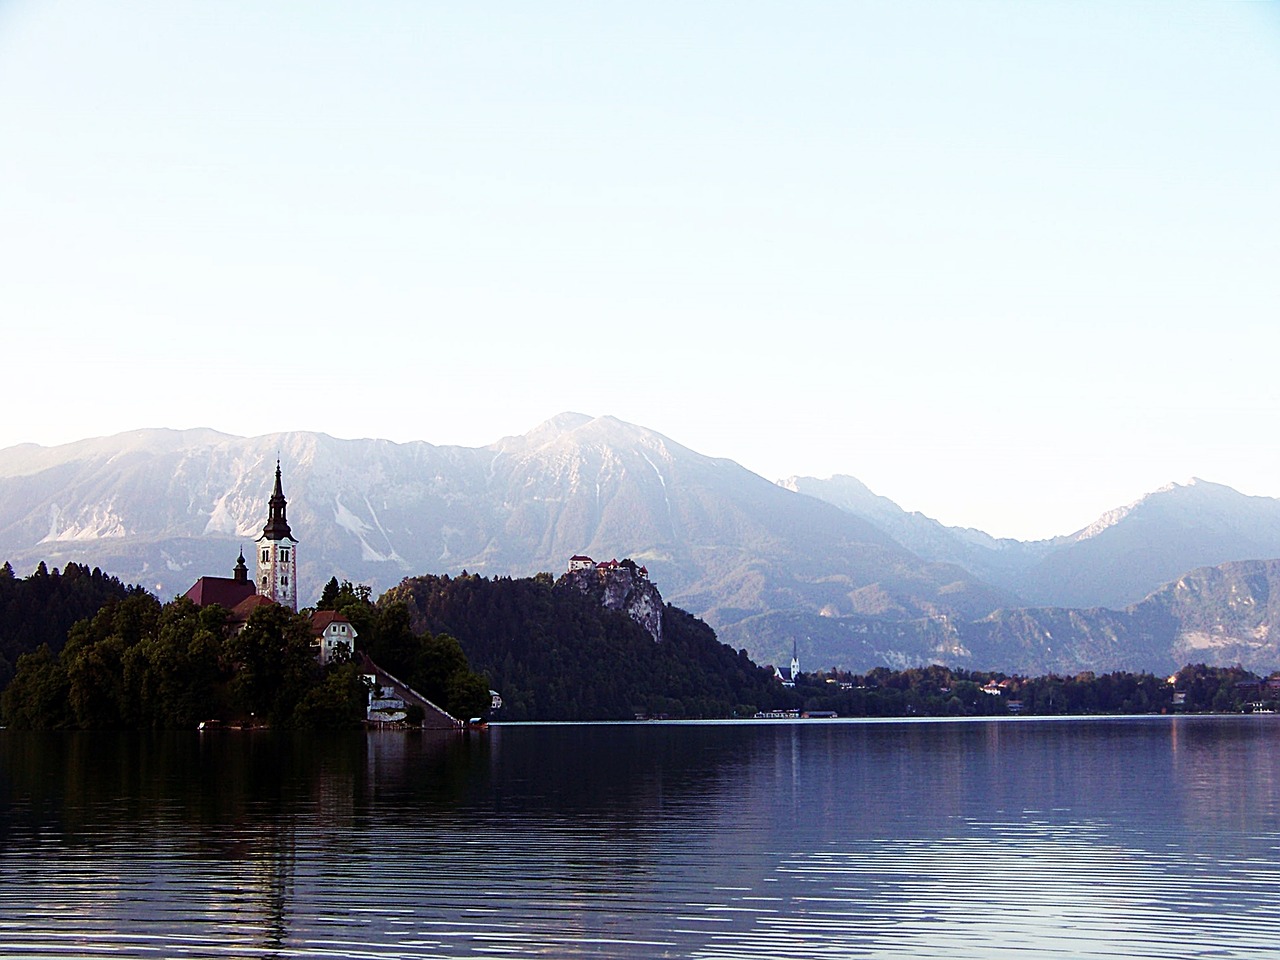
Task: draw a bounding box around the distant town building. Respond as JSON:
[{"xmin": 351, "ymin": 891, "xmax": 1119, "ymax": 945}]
[
  {"xmin": 568, "ymin": 555, "xmax": 596, "ymax": 572},
  {"xmin": 774, "ymin": 640, "xmax": 800, "ymax": 687}
]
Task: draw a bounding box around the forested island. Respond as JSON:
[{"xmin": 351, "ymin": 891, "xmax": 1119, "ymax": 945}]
[
  {"xmin": 0, "ymin": 566, "xmax": 489, "ymax": 730},
  {"xmin": 1, "ymin": 561, "xmax": 1278, "ymax": 728}
]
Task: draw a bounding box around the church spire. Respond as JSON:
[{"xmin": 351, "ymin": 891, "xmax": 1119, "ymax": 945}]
[
  {"xmin": 260, "ymin": 459, "xmax": 293, "ymax": 541},
  {"xmin": 256, "ymin": 459, "xmax": 298, "ymax": 612}
]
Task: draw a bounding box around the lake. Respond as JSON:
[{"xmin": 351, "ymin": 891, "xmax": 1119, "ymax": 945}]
[{"xmin": 2, "ymin": 716, "xmax": 1279, "ymax": 959}]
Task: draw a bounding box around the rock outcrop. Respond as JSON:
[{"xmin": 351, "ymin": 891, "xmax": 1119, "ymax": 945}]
[{"xmin": 559, "ymin": 558, "xmax": 664, "ymax": 642}]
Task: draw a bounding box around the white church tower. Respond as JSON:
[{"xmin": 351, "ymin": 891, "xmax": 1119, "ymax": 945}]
[{"xmin": 256, "ymin": 460, "xmax": 298, "ymax": 612}]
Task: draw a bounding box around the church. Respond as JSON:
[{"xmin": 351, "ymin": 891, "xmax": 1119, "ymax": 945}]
[
  {"xmin": 181, "ymin": 460, "xmax": 458, "ymax": 724},
  {"xmin": 184, "ymin": 460, "xmax": 299, "ymax": 617}
]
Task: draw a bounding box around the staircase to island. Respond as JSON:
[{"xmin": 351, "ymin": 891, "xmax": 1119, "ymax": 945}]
[{"xmin": 357, "ymin": 652, "xmax": 462, "ymax": 730}]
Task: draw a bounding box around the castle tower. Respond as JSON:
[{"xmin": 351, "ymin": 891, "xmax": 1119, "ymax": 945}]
[{"xmin": 256, "ymin": 460, "xmax": 298, "ymax": 612}]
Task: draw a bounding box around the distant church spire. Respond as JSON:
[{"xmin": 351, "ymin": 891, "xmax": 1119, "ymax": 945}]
[
  {"xmin": 260, "ymin": 459, "xmax": 293, "ymax": 541},
  {"xmin": 256, "ymin": 459, "xmax": 298, "ymax": 612},
  {"xmin": 233, "ymin": 547, "xmax": 248, "ymax": 583}
]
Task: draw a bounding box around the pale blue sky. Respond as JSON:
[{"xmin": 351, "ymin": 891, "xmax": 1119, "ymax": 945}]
[{"xmin": 2, "ymin": 1, "xmax": 1278, "ymax": 539}]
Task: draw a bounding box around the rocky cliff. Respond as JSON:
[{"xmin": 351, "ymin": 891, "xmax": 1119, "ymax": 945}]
[{"xmin": 559, "ymin": 559, "xmax": 664, "ymax": 642}]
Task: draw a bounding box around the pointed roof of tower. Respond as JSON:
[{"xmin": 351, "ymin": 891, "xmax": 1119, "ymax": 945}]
[{"xmin": 259, "ymin": 459, "xmax": 295, "ymax": 541}]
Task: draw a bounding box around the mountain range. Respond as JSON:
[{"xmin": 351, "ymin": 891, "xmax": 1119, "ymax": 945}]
[{"xmin": 3, "ymin": 414, "xmax": 1280, "ymax": 676}]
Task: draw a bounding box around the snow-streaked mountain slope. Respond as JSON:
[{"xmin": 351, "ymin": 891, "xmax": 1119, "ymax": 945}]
[{"xmin": 0, "ymin": 416, "xmax": 1012, "ymax": 628}]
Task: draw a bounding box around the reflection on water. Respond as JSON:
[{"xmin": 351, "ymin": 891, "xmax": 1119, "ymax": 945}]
[{"xmin": 2, "ymin": 717, "xmax": 1279, "ymax": 958}]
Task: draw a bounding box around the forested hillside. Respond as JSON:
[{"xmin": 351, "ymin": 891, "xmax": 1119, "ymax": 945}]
[
  {"xmin": 0, "ymin": 561, "xmax": 139, "ymax": 690},
  {"xmin": 384, "ymin": 572, "xmax": 788, "ymax": 721}
]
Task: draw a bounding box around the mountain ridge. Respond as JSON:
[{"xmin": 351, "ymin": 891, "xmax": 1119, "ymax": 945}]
[
  {"xmin": 5, "ymin": 416, "xmax": 1280, "ymax": 676},
  {"xmin": 0, "ymin": 416, "xmax": 1009, "ymax": 629}
]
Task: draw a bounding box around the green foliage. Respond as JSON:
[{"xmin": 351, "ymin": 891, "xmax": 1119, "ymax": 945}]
[
  {"xmin": 124, "ymin": 601, "xmax": 230, "ymax": 729},
  {"xmin": 0, "ymin": 588, "xmax": 369, "ymax": 730},
  {"xmin": 317, "ymin": 576, "xmax": 341, "ymax": 610},
  {"xmin": 790, "ymin": 663, "xmax": 1263, "ymax": 717},
  {"xmin": 381, "ymin": 573, "xmax": 788, "ymax": 721},
  {"xmin": 0, "ymin": 561, "xmax": 138, "ymax": 684},
  {"xmin": 292, "ymin": 662, "xmax": 370, "ymax": 729},
  {"xmin": 225, "ymin": 603, "xmax": 319, "ymax": 725},
  {"xmin": 1, "ymin": 644, "xmax": 72, "ymax": 729},
  {"xmin": 446, "ymin": 669, "xmax": 491, "ymax": 720},
  {"xmin": 402, "ymin": 703, "xmax": 425, "ymax": 726}
]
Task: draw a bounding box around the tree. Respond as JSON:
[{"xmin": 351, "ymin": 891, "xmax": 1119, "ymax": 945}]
[
  {"xmin": 1, "ymin": 644, "xmax": 71, "ymax": 729},
  {"xmin": 317, "ymin": 576, "xmax": 341, "ymax": 610},
  {"xmin": 226, "ymin": 604, "xmax": 317, "ymax": 724},
  {"xmin": 292, "ymin": 662, "xmax": 369, "ymax": 728},
  {"xmin": 446, "ymin": 670, "xmax": 491, "ymax": 720}
]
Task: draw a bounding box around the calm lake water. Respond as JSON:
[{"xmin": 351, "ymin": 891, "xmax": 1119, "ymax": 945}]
[{"xmin": 2, "ymin": 716, "xmax": 1279, "ymax": 959}]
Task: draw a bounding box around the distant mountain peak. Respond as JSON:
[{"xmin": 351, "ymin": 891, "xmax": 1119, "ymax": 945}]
[
  {"xmin": 1074, "ymin": 501, "xmax": 1141, "ymax": 541},
  {"xmin": 1072, "ymin": 479, "xmax": 1234, "ymax": 542}
]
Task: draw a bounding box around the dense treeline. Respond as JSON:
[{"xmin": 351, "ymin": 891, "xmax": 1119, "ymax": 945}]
[
  {"xmin": 384, "ymin": 572, "xmax": 789, "ymax": 721},
  {"xmin": 1, "ymin": 595, "xmax": 368, "ymax": 730},
  {"xmin": 0, "ymin": 571, "xmax": 491, "ymax": 730},
  {"xmin": 4, "ymin": 560, "xmax": 1273, "ymax": 728},
  {"xmin": 793, "ymin": 663, "xmax": 1275, "ymax": 717},
  {"xmin": 0, "ymin": 561, "xmax": 139, "ymax": 690}
]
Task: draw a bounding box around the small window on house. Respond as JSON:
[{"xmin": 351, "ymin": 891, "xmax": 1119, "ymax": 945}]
[
  {"xmin": 282, "ymin": 576, "xmax": 288, "ymax": 586},
  {"xmin": 261, "ymin": 549, "xmax": 269, "ymax": 563},
  {"xmin": 261, "ymin": 575, "xmax": 268, "ymax": 586},
  {"xmin": 281, "ymin": 549, "xmax": 289, "ymax": 562}
]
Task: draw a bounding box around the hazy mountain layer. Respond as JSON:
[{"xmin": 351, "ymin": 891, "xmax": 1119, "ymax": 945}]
[
  {"xmin": 7, "ymin": 418, "xmax": 1280, "ymax": 676},
  {"xmin": 723, "ymin": 558, "xmax": 1280, "ymax": 676},
  {"xmin": 0, "ymin": 416, "xmax": 1009, "ymax": 630},
  {"xmin": 784, "ymin": 475, "xmax": 1280, "ymax": 610}
]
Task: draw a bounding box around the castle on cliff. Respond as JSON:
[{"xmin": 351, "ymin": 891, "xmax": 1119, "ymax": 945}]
[{"xmin": 563, "ymin": 555, "xmax": 662, "ymax": 642}]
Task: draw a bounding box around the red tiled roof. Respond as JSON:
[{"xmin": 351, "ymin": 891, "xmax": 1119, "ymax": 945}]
[
  {"xmin": 310, "ymin": 609, "xmax": 353, "ymax": 636},
  {"xmin": 569, "ymin": 555, "xmax": 594, "ymax": 562},
  {"xmin": 184, "ymin": 577, "xmax": 257, "ymax": 610},
  {"xmin": 230, "ymin": 594, "xmax": 275, "ymax": 622}
]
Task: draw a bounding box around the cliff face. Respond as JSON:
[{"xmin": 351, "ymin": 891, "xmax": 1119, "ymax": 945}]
[{"xmin": 559, "ymin": 561, "xmax": 664, "ymax": 642}]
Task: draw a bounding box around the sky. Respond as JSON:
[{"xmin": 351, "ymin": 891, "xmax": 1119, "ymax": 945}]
[{"xmin": 1, "ymin": 1, "xmax": 1278, "ymax": 540}]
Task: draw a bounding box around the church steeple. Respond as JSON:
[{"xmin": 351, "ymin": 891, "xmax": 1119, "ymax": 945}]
[
  {"xmin": 233, "ymin": 547, "xmax": 248, "ymax": 583},
  {"xmin": 256, "ymin": 459, "xmax": 298, "ymax": 612},
  {"xmin": 261, "ymin": 460, "xmax": 293, "ymax": 541}
]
